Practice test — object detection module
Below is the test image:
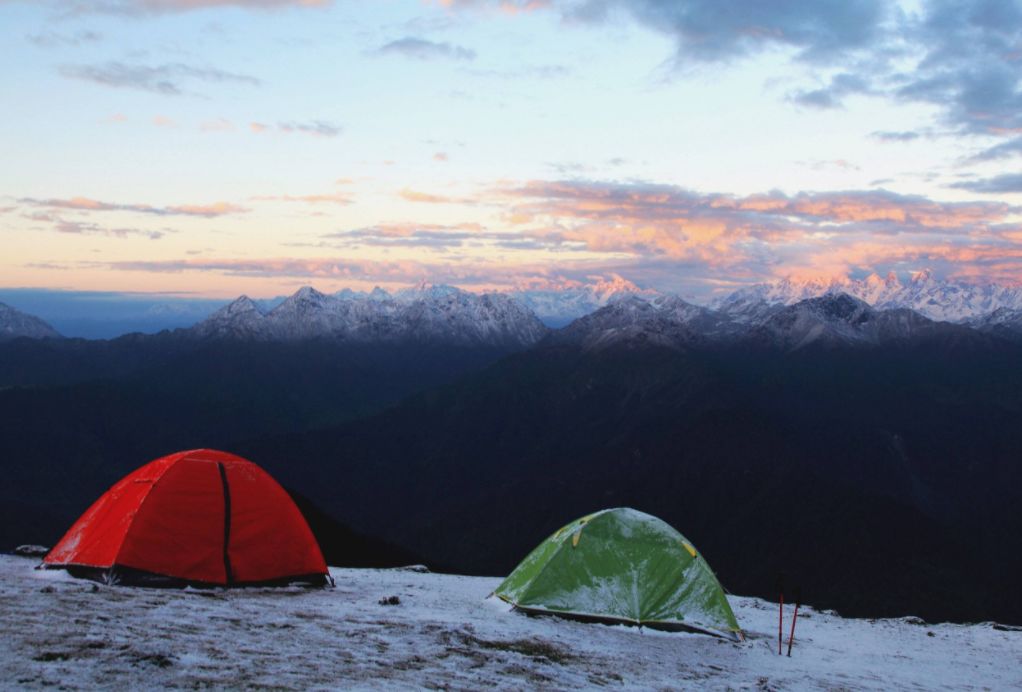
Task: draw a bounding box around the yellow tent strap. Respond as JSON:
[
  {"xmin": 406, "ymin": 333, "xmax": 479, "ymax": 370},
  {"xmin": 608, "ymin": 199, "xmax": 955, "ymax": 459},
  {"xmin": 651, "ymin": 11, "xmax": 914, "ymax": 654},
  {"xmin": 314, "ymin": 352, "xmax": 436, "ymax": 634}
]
[
  {"xmin": 556, "ymin": 513, "xmax": 594, "ymax": 539},
  {"xmin": 571, "ymin": 518, "xmax": 590, "ymax": 548},
  {"xmin": 681, "ymin": 540, "xmax": 697, "ymax": 558}
]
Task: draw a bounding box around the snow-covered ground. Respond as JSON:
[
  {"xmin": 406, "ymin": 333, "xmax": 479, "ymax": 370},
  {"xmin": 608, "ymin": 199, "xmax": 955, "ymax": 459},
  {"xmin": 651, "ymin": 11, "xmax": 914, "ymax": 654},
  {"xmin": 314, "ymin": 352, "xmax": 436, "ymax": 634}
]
[{"xmin": 1, "ymin": 555, "xmax": 1019, "ymax": 690}]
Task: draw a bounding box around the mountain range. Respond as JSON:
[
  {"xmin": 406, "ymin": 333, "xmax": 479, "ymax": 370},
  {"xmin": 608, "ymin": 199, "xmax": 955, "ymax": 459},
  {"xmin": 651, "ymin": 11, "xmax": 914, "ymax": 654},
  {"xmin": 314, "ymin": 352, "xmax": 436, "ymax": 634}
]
[
  {"xmin": 715, "ymin": 270, "xmax": 1022, "ymax": 323},
  {"xmin": 510, "ymin": 275, "xmax": 658, "ymax": 327},
  {"xmin": 193, "ymin": 284, "xmax": 548, "ymax": 348},
  {"xmin": 4, "ymin": 272, "xmax": 1022, "ymax": 343}
]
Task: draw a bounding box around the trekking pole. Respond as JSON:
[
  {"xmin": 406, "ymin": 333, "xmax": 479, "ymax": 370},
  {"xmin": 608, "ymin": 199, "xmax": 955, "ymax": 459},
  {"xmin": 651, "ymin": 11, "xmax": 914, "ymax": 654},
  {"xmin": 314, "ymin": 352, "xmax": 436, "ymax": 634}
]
[
  {"xmin": 776, "ymin": 573, "xmax": 785, "ymax": 655},
  {"xmin": 786, "ymin": 585, "xmax": 802, "ymax": 657}
]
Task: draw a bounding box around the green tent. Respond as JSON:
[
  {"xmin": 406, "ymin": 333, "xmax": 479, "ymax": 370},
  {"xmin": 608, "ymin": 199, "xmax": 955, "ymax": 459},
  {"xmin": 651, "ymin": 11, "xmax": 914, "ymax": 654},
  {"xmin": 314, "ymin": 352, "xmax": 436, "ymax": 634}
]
[{"xmin": 494, "ymin": 508, "xmax": 742, "ymax": 640}]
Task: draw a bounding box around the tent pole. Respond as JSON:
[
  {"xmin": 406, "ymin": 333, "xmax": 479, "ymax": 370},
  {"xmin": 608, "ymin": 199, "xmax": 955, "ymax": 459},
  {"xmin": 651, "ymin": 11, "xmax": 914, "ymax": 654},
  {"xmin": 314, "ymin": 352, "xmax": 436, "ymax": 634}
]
[
  {"xmin": 786, "ymin": 586, "xmax": 802, "ymax": 657},
  {"xmin": 777, "ymin": 574, "xmax": 785, "ymax": 655}
]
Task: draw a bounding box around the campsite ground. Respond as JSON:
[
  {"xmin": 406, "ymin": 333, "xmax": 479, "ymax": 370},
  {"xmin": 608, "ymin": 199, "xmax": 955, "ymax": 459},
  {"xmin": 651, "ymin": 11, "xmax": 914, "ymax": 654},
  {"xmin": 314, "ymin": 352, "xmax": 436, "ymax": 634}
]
[{"xmin": 0, "ymin": 555, "xmax": 1018, "ymax": 690}]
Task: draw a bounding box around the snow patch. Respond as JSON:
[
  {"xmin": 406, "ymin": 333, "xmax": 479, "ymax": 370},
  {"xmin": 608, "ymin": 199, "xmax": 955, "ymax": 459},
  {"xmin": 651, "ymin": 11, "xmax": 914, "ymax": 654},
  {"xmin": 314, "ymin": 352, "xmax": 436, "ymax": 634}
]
[{"xmin": 2, "ymin": 555, "xmax": 1018, "ymax": 689}]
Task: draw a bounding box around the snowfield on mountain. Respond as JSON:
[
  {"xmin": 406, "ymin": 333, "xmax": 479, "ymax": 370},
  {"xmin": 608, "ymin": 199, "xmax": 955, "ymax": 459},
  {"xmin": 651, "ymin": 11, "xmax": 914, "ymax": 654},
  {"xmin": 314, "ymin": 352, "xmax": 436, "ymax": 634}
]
[
  {"xmin": 715, "ymin": 270, "xmax": 1022, "ymax": 323},
  {"xmin": 1, "ymin": 555, "xmax": 1018, "ymax": 690},
  {"xmin": 0, "ymin": 302, "xmax": 61, "ymax": 341},
  {"xmin": 191, "ymin": 284, "xmax": 548, "ymax": 347}
]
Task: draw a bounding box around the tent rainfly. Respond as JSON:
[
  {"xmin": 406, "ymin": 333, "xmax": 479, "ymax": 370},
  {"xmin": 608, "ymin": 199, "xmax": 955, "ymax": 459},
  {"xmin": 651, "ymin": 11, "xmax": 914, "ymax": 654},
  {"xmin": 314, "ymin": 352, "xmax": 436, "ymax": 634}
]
[
  {"xmin": 494, "ymin": 507, "xmax": 742, "ymax": 640},
  {"xmin": 43, "ymin": 449, "xmax": 329, "ymax": 587}
]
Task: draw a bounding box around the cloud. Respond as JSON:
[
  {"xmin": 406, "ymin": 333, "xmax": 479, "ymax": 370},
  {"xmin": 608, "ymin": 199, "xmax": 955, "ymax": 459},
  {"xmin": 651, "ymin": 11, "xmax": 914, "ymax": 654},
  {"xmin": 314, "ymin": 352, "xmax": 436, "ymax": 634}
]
[
  {"xmin": 323, "ymin": 224, "xmax": 476, "ymax": 250},
  {"xmin": 97, "ymin": 257, "xmax": 452, "ymax": 281},
  {"xmin": 376, "ymin": 37, "xmax": 476, "ymax": 61},
  {"xmin": 251, "ymin": 191, "xmax": 352, "ymax": 205},
  {"xmin": 317, "ymin": 222, "xmax": 560, "ymax": 252},
  {"xmin": 489, "ymin": 179, "xmax": 1022, "ymax": 282},
  {"xmin": 870, "ymin": 130, "xmax": 921, "ymax": 143},
  {"xmin": 45, "ymin": 1, "xmax": 332, "ymax": 15},
  {"xmin": 200, "ymin": 118, "xmax": 234, "ymax": 132},
  {"xmin": 23, "ymin": 212, "xmax": 168, "ymax": 239},
  {"xmin": 800, "ymin": 159, "xmax": 861, "ymax": 172},
  {"xmin": 435, "ymin": 0, "xmax": 551, "ymax": 14},
  {"xmin": 58, "ymin": 61, "xmax": 260, "ymax": 95},
  {"xmin": 888, "ymin": 1, "xmax": 1022, "ymax": 136},
  {"xmin": 789, "ymin": 72, "xmax": 874, "ymax": 109},
  {"xmin": 92, "ymin": 255, "xmax": 625, "ymax": 291},
  {"xmin": 465, "ymin": 64, "xmax": 571, "ymax": 80},
  {"xmin": 950, "ymin": 173, "xmax": 1022, "ymax": 194},
  {"xmin": 248, "ymin": 121, "xmax": 341, "ymax": 137},
  {"xmin": 20, "ymin": 196, "xmax": 248, "ymax": 217},
  {"xmin": 55, "ymin": 220, "xmax": 166, "ymax": 239},
  {"xmin": 277, "ymin": 120, "xmax": 341, "ymax": 137},
  {"xmin": 443, "ymin": 1, "xmax": 1021, "ymax": 146},
  {"xmin": 566, "ymin": 0, "xmax": 889, "ymax": 65},
  {"xmin": 501, "ymin": 180, "xmax": 1013, "ymax": 231},
  {"xmin": 964, "ymin": 136, "xmax": 1022, "ymax": 164},
  {"xmin": 168, "ymin": 202, "xmax": 249, "ymax": 216},
  {"xmin": 433, "ymin": 152, "xmax": 449, "ymax": 162},
  {"xmin": 398, "ymin": 188, "xmax": 460, "ymax": 204},
  {"xmin": 27, "ymin": 30, "xmax": 102, "ymax": 47},
  {"xmin": 34, "ymin": 177, "xmax": 1022, "ymax": 296}
]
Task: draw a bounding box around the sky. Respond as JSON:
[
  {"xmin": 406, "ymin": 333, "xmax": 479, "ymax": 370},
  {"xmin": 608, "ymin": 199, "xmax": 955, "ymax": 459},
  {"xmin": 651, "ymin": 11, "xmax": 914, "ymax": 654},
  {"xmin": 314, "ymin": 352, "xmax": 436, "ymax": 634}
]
[{"xmin": 1, "ymin": 0, "xmax": 1021, "ymax": 303}]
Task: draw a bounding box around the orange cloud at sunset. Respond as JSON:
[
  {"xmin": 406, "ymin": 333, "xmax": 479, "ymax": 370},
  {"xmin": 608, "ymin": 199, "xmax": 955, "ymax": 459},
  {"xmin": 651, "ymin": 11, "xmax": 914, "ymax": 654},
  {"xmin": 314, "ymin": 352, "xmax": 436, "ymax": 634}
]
[
  {"xmin": 8, "ymin": 178, "xmax": 1022, "ymax": 300},
  {"xmin": 19, "ymin": 196, "xmax": 248, "ymax": 217},
  {"xmin": 398, "ymin": 189, "xmax": 459, "ymax": 204},
  {"xmin": 251, "ymin": 192, "xmax": 352, "ymax": 205}
]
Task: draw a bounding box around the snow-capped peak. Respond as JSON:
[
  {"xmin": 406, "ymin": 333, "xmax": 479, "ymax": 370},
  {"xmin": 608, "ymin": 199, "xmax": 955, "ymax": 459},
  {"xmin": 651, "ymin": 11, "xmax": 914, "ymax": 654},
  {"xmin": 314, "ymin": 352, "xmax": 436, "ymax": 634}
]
[
  {"xmin": 910, "ymin": 268, "xmax": 935, "ymax": 284},
  {"xmin": 190, "ymin": 295, "xmax": 266, "ymax": 339},
  {"xmin": 511, "ymin": 275, "xmax": 662, "ymax": 327},
  {"xmin": 750, "ymin": 292, "xmax": 966, "ymax": 350},
  {"xmin": 0, "ymin": 302, "xmax": 62, "ymax": 341},
  {"xmin": 191, "ymin": 284, "xmax": 547, "ymax": 347},
  {"xmin": 394, "ymin": 282, "xmax": 464, "ymax": 303},
  {"xmin": 224, "ymin": 295, "xmax": 264, "ymax": 316},
  {"xmin": 717, "ymin": 271, "xmax": 1022, "ymax": 323},
  {"xmin": 552, "ymin": 293, "xmax": 738, "ymax": 351},
  {"xmin": 288, "ymin": 286, "xmax": 327, "ymax": 304}
]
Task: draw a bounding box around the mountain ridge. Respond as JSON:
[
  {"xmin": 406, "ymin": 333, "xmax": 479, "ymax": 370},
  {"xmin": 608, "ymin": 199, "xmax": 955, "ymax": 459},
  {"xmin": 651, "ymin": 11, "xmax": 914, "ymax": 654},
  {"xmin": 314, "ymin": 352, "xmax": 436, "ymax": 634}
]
[
  {"xmin": 0, "ymin": 302, "xmax": 61, "ymax": 341},
  {"xmin": 192, "ymin": 284, "xmax": 548, "ymax": 348},
  {"xmin": 716, "ymin": 271, "xmax": 1022, "ymax": 323}
]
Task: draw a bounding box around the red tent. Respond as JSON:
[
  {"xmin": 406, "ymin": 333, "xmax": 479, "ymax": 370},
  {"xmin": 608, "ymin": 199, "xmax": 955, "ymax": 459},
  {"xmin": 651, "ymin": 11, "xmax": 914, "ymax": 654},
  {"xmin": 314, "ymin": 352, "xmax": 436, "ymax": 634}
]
[{"xmin": 43, "ymin": 449, "xmax": 329, "ymax": 586}]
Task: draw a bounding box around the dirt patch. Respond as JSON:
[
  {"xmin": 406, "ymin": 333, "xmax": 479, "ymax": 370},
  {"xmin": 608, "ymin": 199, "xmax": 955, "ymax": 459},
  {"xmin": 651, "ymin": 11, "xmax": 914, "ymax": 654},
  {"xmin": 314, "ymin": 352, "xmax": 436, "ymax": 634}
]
[
  {"xmin": 127, "ymin": 652, "xmax": 174, "ymax": 668},
  {"xmin": 32, "ymin": 651, "xmax": 70, "ymax": 662},
  {"xmin": 457, "ymin": 633, "xmax": 575, "ymax": 665}
]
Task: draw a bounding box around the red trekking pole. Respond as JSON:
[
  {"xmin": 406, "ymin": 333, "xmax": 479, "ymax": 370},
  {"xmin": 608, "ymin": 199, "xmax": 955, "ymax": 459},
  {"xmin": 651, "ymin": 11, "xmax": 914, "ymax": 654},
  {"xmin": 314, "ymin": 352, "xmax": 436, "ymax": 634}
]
[{"xmin": 786, "ymin": 585, "xmax": 802, "ymax": 657}]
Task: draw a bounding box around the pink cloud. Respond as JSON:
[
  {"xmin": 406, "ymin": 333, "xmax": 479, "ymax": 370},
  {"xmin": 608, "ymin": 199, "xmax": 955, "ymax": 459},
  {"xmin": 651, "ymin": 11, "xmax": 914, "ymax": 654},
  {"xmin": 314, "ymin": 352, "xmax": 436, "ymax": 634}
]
[
  {"xmin": 75, "ymin": 1, "xmax": 332, "ymax": 14},
  {"xmin": 48, "ymin": 177, "xmax": 1022, "ymax": 297},
  {"xmin": 251, "ymin": 192, "xmax": 353, "ymax": 205},
  {"xmin": 398, "ymin": 188, "xmax": 457, "ymax": 204},
  {"xmin": 20, "ymin": 196, "xmax": 248, "ymax": 217},
  {"xmin": 435, "ymin": 0, "xmax": 550, "ymax": 14}
]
